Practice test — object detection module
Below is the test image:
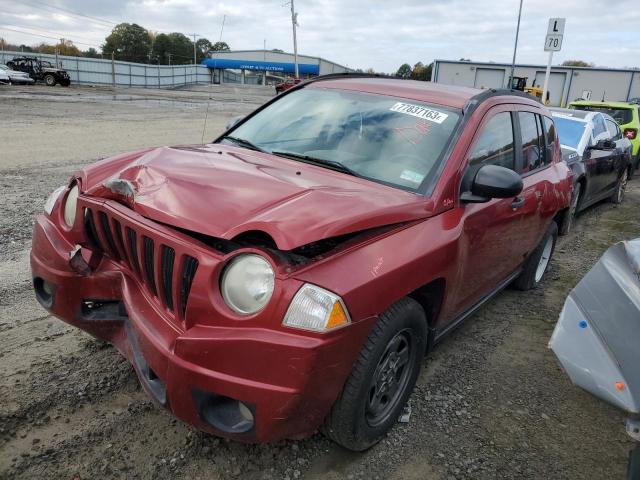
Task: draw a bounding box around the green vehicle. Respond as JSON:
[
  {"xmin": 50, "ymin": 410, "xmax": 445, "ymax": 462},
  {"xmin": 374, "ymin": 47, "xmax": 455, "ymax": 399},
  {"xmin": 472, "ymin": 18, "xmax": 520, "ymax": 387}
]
[{"xmin": 569, "ymin": 100, "xmax": 640, "ymax": 170}]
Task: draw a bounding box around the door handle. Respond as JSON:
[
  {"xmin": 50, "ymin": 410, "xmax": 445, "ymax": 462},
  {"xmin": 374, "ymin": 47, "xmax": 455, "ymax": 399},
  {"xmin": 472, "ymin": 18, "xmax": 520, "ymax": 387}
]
[{"xmin": 511, "ymin": 197, "xmax": 525, "ymax": 209}]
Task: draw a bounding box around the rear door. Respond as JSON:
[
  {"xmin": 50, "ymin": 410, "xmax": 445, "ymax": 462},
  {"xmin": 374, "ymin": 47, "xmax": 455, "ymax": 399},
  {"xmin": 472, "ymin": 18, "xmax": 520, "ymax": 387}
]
[
  {"xmin": 586, "ymin": 113, "xmax": 618, "ymax": 196},
  {"xmin": 606, "ymin": 117, "xmax": 630, "ymax": 175}
]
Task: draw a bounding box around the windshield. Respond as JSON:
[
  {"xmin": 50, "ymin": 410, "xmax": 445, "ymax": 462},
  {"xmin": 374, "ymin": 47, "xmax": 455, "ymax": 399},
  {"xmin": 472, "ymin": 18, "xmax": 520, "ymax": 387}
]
[
  {"xmin": 553, "ymin": 116, "xmax": 587, "ymax": 150},
  {"xmin": 573, "ymin": 105, "xmax": 633, "ymax": 124},
  {"xmin": 224, "ymin": 88, "xmax": 461, "ymax": 191}
]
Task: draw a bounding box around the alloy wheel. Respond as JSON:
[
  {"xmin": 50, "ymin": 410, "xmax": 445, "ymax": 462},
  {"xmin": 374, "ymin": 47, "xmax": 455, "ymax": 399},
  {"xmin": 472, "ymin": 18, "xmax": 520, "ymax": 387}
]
[
  {"xmin": 535, "ymin": 235, "xmax": 553, "ymax": 283},
  {"xmin": 366, "ymin": 329, "xmax": 414, "ymax": 427},
  {"xmin": 617, "ymin": 171, "xmax": 628, "ymax": 203}
]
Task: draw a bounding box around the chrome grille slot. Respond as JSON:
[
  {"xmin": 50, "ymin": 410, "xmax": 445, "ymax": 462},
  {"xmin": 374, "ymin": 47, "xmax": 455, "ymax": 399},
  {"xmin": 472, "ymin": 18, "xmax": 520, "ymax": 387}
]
[
  {"xmin": 161, "ymin": 246, "xmax": 175, "ymax": 311},
  {"xmin": 143, "ymin": 236, "xmax": 157, "ymax": 295},
  {"xmin": 126, "ymin": 226, "xmax": 141, "ymax": 277},
  {"xmin": 180, "ymin": 256, "xmax": 198, "ymax": 318},
  {"xmin": 98, "ymin": 211, "xmax": 120, "ymax": 260},
  {"xmin": 113, "ymin": 220, "xmax": 128, "ymax": 263},
  {"xmin": 84, "ymin": 208, "xmax": 102, "ymax": 249}
]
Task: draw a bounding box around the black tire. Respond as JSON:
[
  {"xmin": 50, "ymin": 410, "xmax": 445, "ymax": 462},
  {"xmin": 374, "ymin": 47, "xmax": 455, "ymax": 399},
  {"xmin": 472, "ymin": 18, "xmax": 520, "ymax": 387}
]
[
  {"xmin": 628, "ymin": 444, "xmax": 640, "ymax": 480},
  {"xmin": 60, "ymin": 79, "xmax": 70, "ymax": 87},
  {"xmin": 513, "ymin": 221, "xmax": 558, "ymax": 291},
  {"xmin": 44, "ymin": 74, "xmax": 56, "ymax": 86},
  {"xmin": 610, "ymin": 169, "xmax": 628, "ymax": 204},
  {"xmin": 322, "ymin": 297, "xmax": 427, "ymax": 451}
]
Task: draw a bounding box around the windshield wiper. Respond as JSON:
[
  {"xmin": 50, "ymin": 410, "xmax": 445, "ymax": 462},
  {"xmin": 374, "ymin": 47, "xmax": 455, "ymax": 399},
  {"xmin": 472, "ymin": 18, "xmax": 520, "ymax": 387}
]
[
  {"xmin": 271, "ymin": 150, "xmax": 360, "ymax": 177},
  {"xmin": 220, "ymin": 135, "xmax": 264, "ymax": 152}
]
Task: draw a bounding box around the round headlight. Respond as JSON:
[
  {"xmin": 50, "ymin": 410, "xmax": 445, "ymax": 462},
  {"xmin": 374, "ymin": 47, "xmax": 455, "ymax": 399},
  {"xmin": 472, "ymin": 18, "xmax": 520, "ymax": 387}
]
[
  {"xmin": 221, "ymin": 254, "xmax": 274, "ymax": 315},
  {"xmin": 63, "ymin": 184, "xmax": 79, "ymax": 227}
]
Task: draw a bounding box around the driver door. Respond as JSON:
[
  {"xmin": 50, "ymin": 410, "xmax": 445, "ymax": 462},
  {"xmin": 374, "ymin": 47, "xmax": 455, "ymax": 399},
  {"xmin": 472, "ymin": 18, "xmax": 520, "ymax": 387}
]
[{"xmin": 452, "ymin": 107, "xmax": 532, "ymax": 315}]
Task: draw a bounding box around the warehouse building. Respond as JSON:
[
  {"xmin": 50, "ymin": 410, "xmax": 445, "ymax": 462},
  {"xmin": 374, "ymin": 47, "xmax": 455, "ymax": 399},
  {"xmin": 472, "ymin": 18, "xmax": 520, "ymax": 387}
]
[
  {"xmin": 202, "ymin": 50, "xmax": 351, "ymax": 85},
  {"xmin": 433, "ymin": 59, "xmax": 640, "ymax": 107}
]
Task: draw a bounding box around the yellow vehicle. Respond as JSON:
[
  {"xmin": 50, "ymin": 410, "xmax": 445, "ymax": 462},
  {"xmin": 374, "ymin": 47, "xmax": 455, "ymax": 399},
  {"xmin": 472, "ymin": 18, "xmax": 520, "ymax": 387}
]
[{"xmin": 509, "ymin": 76, "xmax": 550, "ymax": 105}]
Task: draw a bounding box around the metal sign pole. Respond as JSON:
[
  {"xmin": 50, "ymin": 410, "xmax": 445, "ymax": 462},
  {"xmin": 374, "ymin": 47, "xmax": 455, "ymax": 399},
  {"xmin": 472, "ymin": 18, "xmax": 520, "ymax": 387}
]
[
  {"xmin": 542, "ymin": 18, "xmax": 565, "ymax": 106},
  {"xmin": 291, "ymin": 0, "xmax": 299, "ymax": 79},
  {"xmin": 541, "ymin": 50, "xmax": 553, "ymax": 105}
]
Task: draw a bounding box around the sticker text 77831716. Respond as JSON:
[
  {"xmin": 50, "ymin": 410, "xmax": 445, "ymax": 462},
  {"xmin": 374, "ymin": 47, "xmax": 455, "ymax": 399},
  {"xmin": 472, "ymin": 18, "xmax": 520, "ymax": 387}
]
[{"xmin": 389, "ymin": 102, "xmax": 449, "ymax": 124}]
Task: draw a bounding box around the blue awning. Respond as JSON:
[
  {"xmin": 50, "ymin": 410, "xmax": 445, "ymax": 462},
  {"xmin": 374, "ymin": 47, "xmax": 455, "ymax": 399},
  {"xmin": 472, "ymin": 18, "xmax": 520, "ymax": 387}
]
[{"xmin": 202, "ymin": 58, "xmax": 319, "ymax": 75}]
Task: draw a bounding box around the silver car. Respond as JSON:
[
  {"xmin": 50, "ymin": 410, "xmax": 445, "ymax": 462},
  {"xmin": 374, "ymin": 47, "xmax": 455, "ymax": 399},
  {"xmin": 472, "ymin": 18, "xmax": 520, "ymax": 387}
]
[{"xmin": 0, "ymin": 64, "xmax": 35, "ymax": 85}]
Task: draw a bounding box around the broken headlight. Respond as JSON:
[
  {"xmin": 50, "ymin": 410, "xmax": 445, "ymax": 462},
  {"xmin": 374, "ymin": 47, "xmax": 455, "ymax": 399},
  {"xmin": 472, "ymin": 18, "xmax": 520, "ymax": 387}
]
[
  {"xmin": 44, "ymin": 186, "xmax": 66, "ymax": 215},
  {"xmin": 63, "ymin": 184, "xmax": 79, "ymax": 227}
]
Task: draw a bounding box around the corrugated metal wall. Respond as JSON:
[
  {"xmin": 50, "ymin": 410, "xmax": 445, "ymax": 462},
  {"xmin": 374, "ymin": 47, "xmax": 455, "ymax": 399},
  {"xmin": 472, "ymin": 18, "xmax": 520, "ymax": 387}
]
[{"xmin": 0, "ymin": 50, "xmax": 212, "ymax": 88}]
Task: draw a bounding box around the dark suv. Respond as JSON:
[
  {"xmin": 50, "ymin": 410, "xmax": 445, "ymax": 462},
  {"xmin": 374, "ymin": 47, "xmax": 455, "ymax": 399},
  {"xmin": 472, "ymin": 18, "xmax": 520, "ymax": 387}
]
[
  {"xmin": 32, "ymin": 77, "xmax": 572, "ymax": 451},
  {"xmin": 7, "ymin": 56, "xmax": 71, "ymax": 87}
]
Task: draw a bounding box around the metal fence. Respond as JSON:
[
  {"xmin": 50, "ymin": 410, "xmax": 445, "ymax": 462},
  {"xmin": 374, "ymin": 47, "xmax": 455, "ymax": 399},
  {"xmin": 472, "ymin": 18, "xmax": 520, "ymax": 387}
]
[{"xmin": 0, "ymin": 50, "xmax": 212, "ymax": 88}]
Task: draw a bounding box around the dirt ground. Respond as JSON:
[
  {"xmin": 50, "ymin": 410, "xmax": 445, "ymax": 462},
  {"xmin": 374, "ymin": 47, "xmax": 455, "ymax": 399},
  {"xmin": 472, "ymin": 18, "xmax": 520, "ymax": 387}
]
[{"xmin": 1, "ymin": 84, "xmax": 639, "ymax": 480}]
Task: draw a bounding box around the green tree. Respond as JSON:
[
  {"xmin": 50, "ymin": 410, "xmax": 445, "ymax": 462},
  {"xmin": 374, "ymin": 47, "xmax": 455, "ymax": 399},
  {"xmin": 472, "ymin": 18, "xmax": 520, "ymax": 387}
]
[
  {"xmin": 396, "ymin": 63, "xmax": 412, "ymax": 79},
  {"xmin": 150, "ymin": 32, "xmax": 193, "ymax": 64},
  {"xmin": 211, "ymin": 41, "xmax": 230, "ymax": 51},
  {"xmin": 103, "ymin": 23, "xmax": 151, "ymax": 63},
  {"xmin": 562, "ymin": 60, "xmax": 593, "ymax": 67},
  {"xmin": 410, "ymin": 62, "xmax": 433, "ymax": 81},
  {"xmin": 195, "ymin": 38, "xmax": 212, "ymax": 62},
  {"xmin": 83, "ymin": 47, "xmax": 101, "ymax": 58}
]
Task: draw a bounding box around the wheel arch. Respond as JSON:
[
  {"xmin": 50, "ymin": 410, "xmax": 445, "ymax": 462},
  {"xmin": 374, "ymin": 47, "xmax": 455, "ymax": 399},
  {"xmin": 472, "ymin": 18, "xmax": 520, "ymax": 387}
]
[{"xmin": 407, "ymin": 277, "xmax": 445, "ymax": 353}]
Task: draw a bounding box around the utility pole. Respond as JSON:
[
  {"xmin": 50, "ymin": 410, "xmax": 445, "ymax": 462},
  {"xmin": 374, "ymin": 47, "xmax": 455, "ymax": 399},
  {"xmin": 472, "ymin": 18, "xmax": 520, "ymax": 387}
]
[
  {"xmin": 508, "ymin": 0, "xmax": 524, "ymax": 88},
  {"xmin": 290, "ymin": 0, "xmax": 299, "ymax": 79},
  {"xmin": 190, "ymin": 33, "xmax": 199, "ymax": 64}
]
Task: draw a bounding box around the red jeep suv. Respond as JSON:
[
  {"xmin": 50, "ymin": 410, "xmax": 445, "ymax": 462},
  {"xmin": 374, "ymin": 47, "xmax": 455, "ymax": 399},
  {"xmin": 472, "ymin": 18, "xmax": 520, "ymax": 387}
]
[{"xmin": 31, "ymin": 76, "xmax": 572, "ymax": 451}]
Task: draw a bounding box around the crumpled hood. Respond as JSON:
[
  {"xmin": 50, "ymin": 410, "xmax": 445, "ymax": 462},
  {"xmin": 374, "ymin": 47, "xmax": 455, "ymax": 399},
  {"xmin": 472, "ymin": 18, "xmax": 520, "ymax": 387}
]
[{"xmin": 82, "ymin": 145, "xmax": 434, "ymax": 250}]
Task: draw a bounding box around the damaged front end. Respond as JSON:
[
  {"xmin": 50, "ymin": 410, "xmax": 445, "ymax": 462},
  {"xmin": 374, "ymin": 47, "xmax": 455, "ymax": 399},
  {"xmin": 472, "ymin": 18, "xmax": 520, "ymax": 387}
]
[{"xmin": 549, "ymin": 238, "xmax": 640, "ymax": 475}]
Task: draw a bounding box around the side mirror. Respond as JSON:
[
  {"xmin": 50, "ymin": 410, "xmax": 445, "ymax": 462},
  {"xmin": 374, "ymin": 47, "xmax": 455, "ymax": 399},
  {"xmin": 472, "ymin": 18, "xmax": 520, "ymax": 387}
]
[
  {"xmin": 225, "ymin": 115, "xmax": 244, "ymax": 130},
  {"xmin": 589, "ymin": 139, "xmax": 616, "ymax": 150},
  {"xmin": 461, "ymin": 164, "xmax": 523, "ymax": 203}
]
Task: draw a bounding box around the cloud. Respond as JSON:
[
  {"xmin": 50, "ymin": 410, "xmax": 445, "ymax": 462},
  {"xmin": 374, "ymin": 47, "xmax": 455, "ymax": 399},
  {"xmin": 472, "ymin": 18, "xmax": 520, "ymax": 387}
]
[{"xmin": 1, "ymin": 0, "xmax": 638, "ymax": 72}]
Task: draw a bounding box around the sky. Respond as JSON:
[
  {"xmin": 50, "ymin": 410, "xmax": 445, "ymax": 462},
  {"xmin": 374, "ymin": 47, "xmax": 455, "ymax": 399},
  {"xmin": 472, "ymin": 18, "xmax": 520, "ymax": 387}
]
[{"xmin": 1, "ymin": 0, "xmax": 639, "ymax": 73}]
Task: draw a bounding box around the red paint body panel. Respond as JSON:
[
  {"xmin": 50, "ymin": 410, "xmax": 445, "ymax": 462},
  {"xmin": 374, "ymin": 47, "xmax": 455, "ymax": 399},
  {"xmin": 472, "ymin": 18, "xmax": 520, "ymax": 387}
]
[{"xmin": 30, "ymin": 80, "xmax": 572, "ymax": 442}]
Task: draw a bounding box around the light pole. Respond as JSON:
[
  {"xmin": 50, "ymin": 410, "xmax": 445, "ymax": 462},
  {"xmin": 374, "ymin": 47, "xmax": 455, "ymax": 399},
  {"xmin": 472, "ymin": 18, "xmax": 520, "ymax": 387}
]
[
  {"xmin": 290, "ymin": 0, "xmax": 299, "ymax": 79},
  {"xmin": 508, "ymin": 0, "xmax": 524, "ymax": 88}
]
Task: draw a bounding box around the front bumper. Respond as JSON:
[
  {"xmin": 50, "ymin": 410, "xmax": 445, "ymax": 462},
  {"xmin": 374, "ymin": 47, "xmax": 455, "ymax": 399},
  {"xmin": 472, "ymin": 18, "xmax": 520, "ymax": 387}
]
[{"xmin": 30, "ymin": 212, "xmax": 376, "ymax": 442}]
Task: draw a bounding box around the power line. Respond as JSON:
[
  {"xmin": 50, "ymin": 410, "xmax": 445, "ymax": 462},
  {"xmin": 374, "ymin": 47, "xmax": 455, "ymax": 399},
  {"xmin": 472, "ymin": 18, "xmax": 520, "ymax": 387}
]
[
  {"xmin": 0, "ymin": 26, "xmax": 99, "ymax": 48},
  {"xmin": 4, "ymin": 24, "xmax": 102, "ymax": 45},
  {"xmin": 19, "ymin": 0, "xmax": 118, "ymax": 27}
]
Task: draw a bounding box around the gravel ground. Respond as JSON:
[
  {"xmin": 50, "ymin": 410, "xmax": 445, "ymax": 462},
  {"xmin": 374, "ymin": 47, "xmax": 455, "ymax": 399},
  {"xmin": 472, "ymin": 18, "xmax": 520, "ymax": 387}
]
[{"xmin": 1, "ymin": 84, "xmax": 639, "ymax": 480}]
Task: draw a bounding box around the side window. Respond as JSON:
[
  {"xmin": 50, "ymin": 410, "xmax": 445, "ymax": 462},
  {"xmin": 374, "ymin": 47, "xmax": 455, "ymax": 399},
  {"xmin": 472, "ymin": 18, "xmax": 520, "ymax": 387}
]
[
  {"xmin": 542, "ymin": 116, "xmax": 555, "ymax": 164},
  {"xmin": 518, "ymin": 112, "xmax": 545, "ymax": 173},
  {"xmin": 468, "ymin": 112, "xmax": 515, "ymax": 170},
  {"xmin": 592, "ymin": 114, "xmax": 607, "ymax": 138},
  {"xmin": 605, "ymin": 119, "xmax": 620, "ymax": 140}
]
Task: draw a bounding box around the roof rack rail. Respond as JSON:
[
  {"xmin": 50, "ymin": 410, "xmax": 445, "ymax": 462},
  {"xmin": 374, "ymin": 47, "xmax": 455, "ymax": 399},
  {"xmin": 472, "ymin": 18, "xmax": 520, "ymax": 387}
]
[{"xmin": 301, "ymin": 72, "xmax": 391, "ymax": 85}]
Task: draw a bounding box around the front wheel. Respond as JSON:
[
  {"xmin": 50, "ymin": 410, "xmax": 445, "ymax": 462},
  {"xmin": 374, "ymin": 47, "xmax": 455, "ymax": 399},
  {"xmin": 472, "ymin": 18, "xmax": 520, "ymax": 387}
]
[
  {"xmin": 323, "ymin": 297, "xmax": 427, "ymax": 451},
  {"xmin": 611, "ymin": 170, "xmax": 628, "ymax": 204},
  {"xmin": 44, "ymin": 74, "xmax": 56, "ymax": 86},
  {"xmin": 513, "ymin": 221, "xmax": 558, "ymax": 291}
]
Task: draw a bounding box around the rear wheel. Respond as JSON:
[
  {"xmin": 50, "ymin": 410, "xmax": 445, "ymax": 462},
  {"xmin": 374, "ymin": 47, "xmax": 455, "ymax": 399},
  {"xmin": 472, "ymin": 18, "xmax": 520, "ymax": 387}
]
[
  {"xmin": 513, "ymin": 221, "xmax": 558, "ymax": 291},
  {"xmin": 610, "ymin": 170, "xmax": 628, "ymax": 204},
  {"xmin": 44, "ymin": 74, "xmax": 56, "ymax": 86},
  {"xmin": 323, "ymin": 297, "xmax": 427, "ymax": 451}
]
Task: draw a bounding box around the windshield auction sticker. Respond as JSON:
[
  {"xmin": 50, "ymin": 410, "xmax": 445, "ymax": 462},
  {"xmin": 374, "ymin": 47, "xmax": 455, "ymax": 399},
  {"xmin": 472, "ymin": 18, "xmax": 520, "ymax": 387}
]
[{"xmin": 390, "ymin": 102, "xmax": 449, "ymax": 124}]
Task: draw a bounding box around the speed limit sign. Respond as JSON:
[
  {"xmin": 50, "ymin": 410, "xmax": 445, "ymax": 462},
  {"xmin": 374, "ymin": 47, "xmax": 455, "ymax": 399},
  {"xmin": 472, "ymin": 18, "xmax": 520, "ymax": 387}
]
[{"xmin": 544, "ymin": 34, "xmax": 563, "ymax": 51}]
